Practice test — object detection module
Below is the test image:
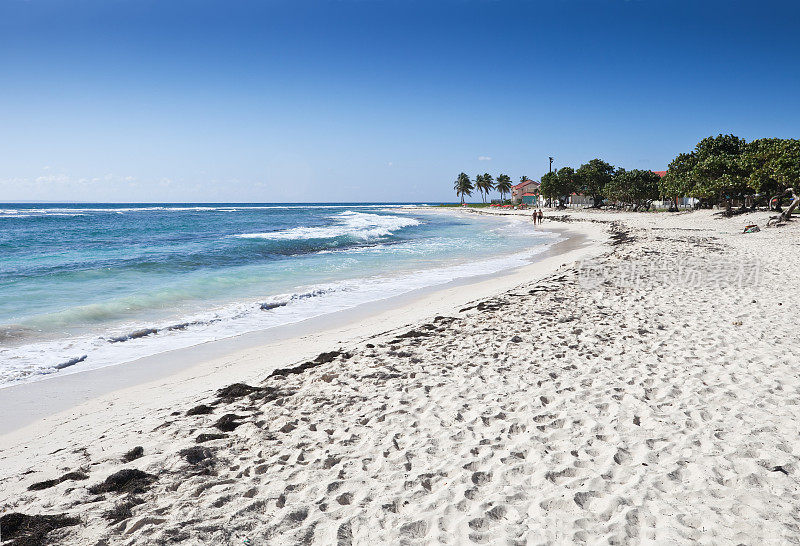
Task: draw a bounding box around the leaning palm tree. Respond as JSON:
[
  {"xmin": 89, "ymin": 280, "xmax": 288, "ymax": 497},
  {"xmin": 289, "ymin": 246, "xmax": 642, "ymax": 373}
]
[
  {"xmin": 454, "ymin": 172, "xmax": 474, "ymax": 204},
  {"xmin": 496, "ymin": 174, "xmax": 512, "ymax": 204},
  {"xmin": 475, "ymin": 174, "xmax": 485, "ymax": 202},
  {"xmin": 475, "ymin": 172, "xmax": 495, "ymax": 203}
]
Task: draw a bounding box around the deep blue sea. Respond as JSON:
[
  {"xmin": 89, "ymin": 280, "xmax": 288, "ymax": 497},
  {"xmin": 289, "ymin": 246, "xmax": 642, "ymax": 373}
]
[{"xmin": 0, "ymin": 203, "xmax": 558, "ymax": 386}]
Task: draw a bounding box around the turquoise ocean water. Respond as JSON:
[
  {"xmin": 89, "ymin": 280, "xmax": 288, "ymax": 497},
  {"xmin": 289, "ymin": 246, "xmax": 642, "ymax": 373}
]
[{"xmin": 0, "ymin": 203, "xmax": 559, "ymax": 386}]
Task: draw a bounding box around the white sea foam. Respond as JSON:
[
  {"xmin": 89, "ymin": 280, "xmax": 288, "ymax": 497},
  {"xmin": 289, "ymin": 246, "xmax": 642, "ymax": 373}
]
[{"xmin": 234, "ymin": 211, "xmax": 421, "ymax": 240}]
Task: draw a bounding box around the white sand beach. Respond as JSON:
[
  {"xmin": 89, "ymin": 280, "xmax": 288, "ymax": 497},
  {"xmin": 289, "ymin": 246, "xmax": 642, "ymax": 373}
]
[{"xmin": 2, "ymin": 208, "xmax": 800, "ymax": 545}]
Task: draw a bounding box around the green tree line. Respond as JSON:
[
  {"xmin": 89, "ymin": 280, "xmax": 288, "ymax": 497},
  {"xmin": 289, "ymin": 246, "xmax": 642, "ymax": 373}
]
[
  {"xmin": 537, "ymin": 159, "xmax": 657, "ymax": 210},
  {"xmin": 454, "ymin": 135, "xmax": 799, "ymax": 217},
  {"xmin": 538, "ymin": 135, "xmax": 799, "ymax": 214},
  {"xmin": 660, "ymin": 135, "xmax": 800, "ymax": 216}
]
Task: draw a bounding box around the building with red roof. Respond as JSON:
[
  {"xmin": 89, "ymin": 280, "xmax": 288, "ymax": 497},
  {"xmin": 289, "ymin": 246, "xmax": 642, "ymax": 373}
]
[{"xmin": 511, "ymin": 179, "xmax": 540, "ymax": 204}]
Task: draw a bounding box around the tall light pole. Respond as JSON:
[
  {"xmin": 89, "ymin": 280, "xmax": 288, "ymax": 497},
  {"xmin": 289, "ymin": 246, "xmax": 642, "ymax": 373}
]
[{"xmin": 549, "ymin": 157, "xmax": 554, "ymax": 173}]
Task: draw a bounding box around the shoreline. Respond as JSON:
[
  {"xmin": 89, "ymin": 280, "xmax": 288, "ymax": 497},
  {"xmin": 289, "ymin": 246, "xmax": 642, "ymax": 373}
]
[
  {"xmin": 0, "ymin": 218, "xmax": 605, "ymax": 438},
  {"xmin": 0, "ymin": 206, "xmax": 553, "ymax": 389},
  {"xmin": 5, "ymin": 208, "xmax": 797, "ymax": 544}
]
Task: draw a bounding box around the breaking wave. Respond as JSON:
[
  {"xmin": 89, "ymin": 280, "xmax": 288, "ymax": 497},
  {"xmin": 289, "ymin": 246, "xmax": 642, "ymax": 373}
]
[{"xmin": 235, "ymin": 211, "xmax": 421, "ymax": 241}]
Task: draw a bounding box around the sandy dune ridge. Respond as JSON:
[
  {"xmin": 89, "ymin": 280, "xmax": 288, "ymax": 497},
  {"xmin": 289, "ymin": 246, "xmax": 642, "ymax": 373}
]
[{"xmin": 2, "ymin": 209, "xmax": 800, "ymax": 545}]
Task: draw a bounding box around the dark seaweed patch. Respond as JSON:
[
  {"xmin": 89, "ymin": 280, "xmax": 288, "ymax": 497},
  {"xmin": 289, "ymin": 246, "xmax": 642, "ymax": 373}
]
[
  {"xmin": 54, "ymin": 355, "xmax": 87, "ymax": 370},
  {"xmin": 186, "ymin": 404, "xmax": 214, "ymax": 416},
  {"xmin": 213, "ymin": 414, "xmax": 245, "ymax": 432},
  {"xmin": 196, "ymin": 433, "xmax": 226, "ymax": 443},
  {"xmin": 260, "ymin": 301, "xmax": 288, "ymax": 311},
  {"xmin": 179, "ymin": 446, "xmax": 215, "ymax": 466},
  {"xmin": 27, "ymin": 471, "xmax": 88, "ymax": 491},
  {"xmin": 269, "ymin": 351, "xmax": 351, "ymax": 378},
  {"xmin": 395, "ymin": 330, "xmax": 430, "ymax": 339},
  {"xmin": 0, "ymin": 512, "xmax": 80, "ymax": 545},
  {"xmin": 122, "ymin": 446, "xmax": 144, "ymax": 462},
  {"xmin": 27, "ymin": 479, "xmax": 59, "ymax": 492},
  {"xmin": 88, "ymin": 469, "xmax": 156, "ymax": 495},
  {"xmin": 103, "ymin": 495, "xmax": 145, "ymax": 524},
  {"xmin": 108, "ymin": 328, "xmax": 158, "ymax": 343},
  {"xmin": 216, "ymin": 383, "xmax": 263, "ymax": 402},
  {"xmin": 59, "ymin": 471, "xmax": 88, "ymax": 482}
]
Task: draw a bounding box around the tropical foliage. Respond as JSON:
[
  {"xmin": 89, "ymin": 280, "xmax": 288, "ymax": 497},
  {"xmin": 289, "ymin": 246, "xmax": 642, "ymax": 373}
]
[
  {"xmin": 538, "ymin": 172, "xmax": 558, "ymax": 203},
  {"xmin": 603, "ymin": 169, "xmax": 661, "ymax": 210},
  {"xmin": 454, "ymin": 172, "xmax": 473, "ymax": 204},
  {"xmin": 495, "ymin": 174, "xmax": 512, "ymax": 203},
  {"xmin": 661, "ymin": 134, "xmax": 800, "ymax": 217},
  {"xmin": 451, "ymin": 134, "xmax": 798, "ymax": 218},
  {"xmin": 450, "ymin": 172, "xmax": 511, "ymax": 203},
  {"xmin": 475, "ymin": 173, "xmax": 495, "ymax": 203},
  {"xmin": 539, "ymin": 168, "xmax": 577, "ymax": 207},
  {"xmin": 659, "ymin": 153, "xmax": 696, "ymax": 208},
  {"xmin": 576, "ymin": 159, "xmax": 615, "ymax": 208},
  {"xmin": 744, "ymin": 138, "xmax": 800, "ymax": 197}
]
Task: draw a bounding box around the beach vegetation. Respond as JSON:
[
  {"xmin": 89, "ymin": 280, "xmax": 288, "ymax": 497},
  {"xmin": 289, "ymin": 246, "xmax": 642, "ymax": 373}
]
[
  {"xmin": 659, "ymin": 152, "xmax": 697, "ymax": 210},
  {"xmin": 743, "ymin": 138, "xmax": 800, "ymax": 218},
  {"xmin": 603, "ymin": 168, "xmax": 661, "ymax": 210},
  {"xmin": 538, "ymin": 171, "xmax": 558, "ymax": 206},
  {"xmin": 662, "ymin": 134, "xmax": 800, "ymax": 222},
  {"xmin": 454, "ymin": 172, "xmax": 474, "ymax": 204},
  {"xmin": 495, "ymin": 174, "xmax": 512, "ymax": 203},
  {"xmin": 687, "ymin": 134, "xmax": 750, "ymax": 214},
  {"xmin": 576, "ymin": 159, "xmax": 615, "ymax": 208},
  {"xmin": 744, "ymin": 138, "xmax": 800, "ymax": 196},
  {"xmin": 475, "ymin": 172, "xmax": 495, "ymax": 203},
  {"xmin": 540, "ymin": 168, "xmax": 577, "ymax": 208},
  {"xmin": 451, "ymin": 135, "xmax": 798, "ymax": 215}
]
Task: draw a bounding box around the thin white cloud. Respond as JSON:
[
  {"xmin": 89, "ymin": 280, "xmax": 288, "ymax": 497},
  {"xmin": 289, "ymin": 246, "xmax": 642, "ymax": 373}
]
[
  {"xmin": 34, "ymin": 173, "xmax": 70, "ymax": 184},
  {"xmin": 478, "ymin": 156, "xmax": 492, "ymax": 161}
]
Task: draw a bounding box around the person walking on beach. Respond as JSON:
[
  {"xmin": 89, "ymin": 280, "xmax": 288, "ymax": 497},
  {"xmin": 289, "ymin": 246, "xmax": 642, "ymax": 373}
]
[
  {"xmin": 537, "ymin": 209, "xmax": 543, "ymax": 224},
  {"xmin": 532, "ymin": 210, "xmax": 537, "ymax": 225}
]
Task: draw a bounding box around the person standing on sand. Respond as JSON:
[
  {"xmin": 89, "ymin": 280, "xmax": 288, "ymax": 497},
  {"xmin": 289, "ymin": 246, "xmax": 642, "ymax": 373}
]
[
  {"xmin": 532, "ymin": 210, "xmax": 537, "ymax": 225},
  {"xmin": 538, "ymin": 209, "xmax": 543, "ymax": 224}
]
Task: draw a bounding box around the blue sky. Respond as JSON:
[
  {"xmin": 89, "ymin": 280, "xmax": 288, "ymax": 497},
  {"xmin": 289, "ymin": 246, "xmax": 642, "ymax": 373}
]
[{"xmin": 1, "ymin": 0, "xmax": 798, "ymax": 203}]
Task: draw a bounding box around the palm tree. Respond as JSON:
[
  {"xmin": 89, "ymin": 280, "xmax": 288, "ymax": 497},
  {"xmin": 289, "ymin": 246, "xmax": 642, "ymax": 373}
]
[
  {"xmin": 476, "ymin": 173, "xmax": 495, "ymax": 203},
  {"xmin": 454, "ymin": 172, "xmax": 474, "ymax": 204},
  {"xmin": 496, "ymin": 174, "xmax": 512, "ymax": 203},
  {"xmin": 475, "ymin": 174, "xmax": 485, "ymax": 202}
]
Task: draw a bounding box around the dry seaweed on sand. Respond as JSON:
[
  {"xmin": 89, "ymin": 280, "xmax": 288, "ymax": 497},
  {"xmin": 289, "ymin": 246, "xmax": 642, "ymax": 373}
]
[
  {"xmin": 0, "ymin": 512, "xmax": 80, "ymax": 546},
  {"xmin": 186, "ymin": 403, "xmax": 214, "ymax": 416},
  {"xmin": 102, "ymin": 495, "xmax": 145, "ymax": 524},
  {"xmin": 269, "ymin": 351, "xmax": 352, "ymax": 378},
  {"xmin": 27, "ymin": 471, "xmax": 88, "ymax": 491},
  {"xmin": 213, "ymin": 414, "xmax": 245, "ymax": 432},
  {"xmin": 179, "ymin": 446, "xmax": 215, "ymax": 467},
  {"xmin": 87, "ymin": 469, "xmax": 156, "ymax": 495},
  {"xmin": 215, "ymin": 383, "xmax": 264, "ymax": 402},
  {"xmin": 122, "ymin": 446, "xmax": 144, "ymax": 462},
  {"xmin": 196, "ymin": 432, "xmax": 227, "ymax": 443}
]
